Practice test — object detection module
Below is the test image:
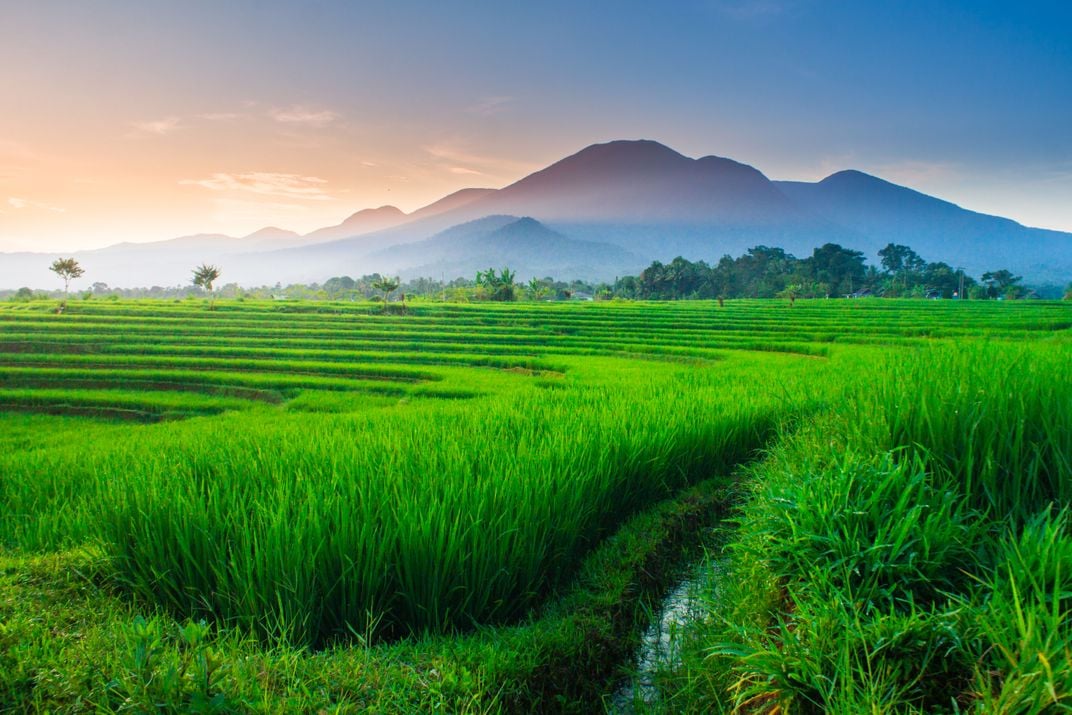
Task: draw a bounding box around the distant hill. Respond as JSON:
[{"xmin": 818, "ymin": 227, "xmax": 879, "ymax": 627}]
[
  {"xmin": 241, "ymin": 227, "xmax": 301, "ymax": 243},
  {"xmin": 301, "ymin": 206, "xmax": 408, "ymax": 243},
  {"xmin": 363, "ymin": 216, "xmax": 643, "ymax": 281},
  {"xmin": 1, "ymin": 139, "xmax": 1069, "ymax": 289},
  {"xmin": 775, "ymin": 171, "xmax": 1071, "ymax": 282}
]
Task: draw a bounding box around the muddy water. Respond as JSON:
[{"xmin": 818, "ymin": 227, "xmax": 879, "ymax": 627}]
[{"xmin": 610, "ymin": 561, "xmax": 722, "ymax": 712}]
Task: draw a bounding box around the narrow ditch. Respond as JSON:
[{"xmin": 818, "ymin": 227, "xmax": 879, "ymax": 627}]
[{"xmin": 609, "ymin": 561, "xmax": 723, "ymax": 713}]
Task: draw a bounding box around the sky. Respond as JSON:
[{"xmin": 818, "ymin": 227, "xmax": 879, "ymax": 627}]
[{"xmin": 1, "ymin": 0, "xmax": 1070, "ymax": 251}]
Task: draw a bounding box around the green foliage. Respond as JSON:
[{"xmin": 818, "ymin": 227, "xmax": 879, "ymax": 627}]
[
  {"xmin": 48, "ymin": 256, "xmax": 84, "ymax": 297},
  {"xmin": 654, "ymin": 340, "xmax": 1072, "ymax": 713},
  {"xmin": 0, "ymin": 298, "xmax": 1070, "ymax": 710},
  {"xmin": 762, "ymin": 455, "xmax": 980, "ymax": 609},
  {"xmin": 627, "ymin": 243, "xmax": 987, "ymax": 300},
  {"xmin": 861, "ymin": 344, "xmax": 1072, "ymax": 521},
  {"xmin": 191, "ymin": 263, "xmax": 221, "ymax": 292},
  {"xmin": 969, "ymin": 510, "xmax": 1072, "ymax": 712},
  {"xmin": 982, "ymin": 268, "xmax": 1024, "ymax": 299},
  {"xmin": 371, "ymin": 275, "xmax": 401, "ymax": 312},
  {"xmin": 476, "ymin": 267, "xmax": 517, "ymax": 301}
]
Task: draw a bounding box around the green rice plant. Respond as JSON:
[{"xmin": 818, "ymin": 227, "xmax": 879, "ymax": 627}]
[
  {"xmin": 757, "ymin": 453, "xmax": 982, "ymax": 612},
  {"xmin": 652, "ymin": 337, "xmax": 1072, "ymax": 712},
  {"xmin": 854, "ymin": 343, "xmax": 1072, "ymax": 522},
  {"xmin": 710, "ymin": 592, "xmax": 971, "ymax": 713},
  {"xmin": 967, "ymin": 510, "xmax": 1072, "ymax": 712},
  {"xmin": 0, "ymin": 298, "xmax": 1069, "ymax": 709}
]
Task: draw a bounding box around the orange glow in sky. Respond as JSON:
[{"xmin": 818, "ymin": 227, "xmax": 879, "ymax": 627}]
[{"xmin": 2, "ymin": 2, "xmax": 1070, "ymax": 252}]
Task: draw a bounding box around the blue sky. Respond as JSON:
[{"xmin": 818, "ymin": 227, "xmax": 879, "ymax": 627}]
[{"xmin": 1, "ymin": 0, "xmax": 1070, "ymax": 248}]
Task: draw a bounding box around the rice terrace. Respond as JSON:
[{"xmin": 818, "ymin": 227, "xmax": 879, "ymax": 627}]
[
  {"xmin": 0, "ymin": 296, "xmax": 1069, "ymax": 712},
  {"xmin": 4, "ymin": 2, "xmax": 1072, "ymax": 712}
]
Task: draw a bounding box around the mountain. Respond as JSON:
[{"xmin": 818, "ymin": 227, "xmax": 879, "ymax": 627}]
[
  {"xmin": 301, "ymin": 205, "xmax": 408, "ymax": 243},
  {"xmin": 474, "ymin": 139, "xmax": 801, "ymax": 224},
  {"xmin": 363, "ymin": 216, "xmax": 643, "ymax": 281},
  {"xmin": 242, "ymin": 227, "xmax": 301, "ymax": 243},
  {"xmin": 290, "ymin": 140, "xmax": 854, "ymax": 264},
  {"xmin": 295, "ymin": 190, "xmax": 497, "ymax": 246},
  {"xmin": 1, "ymin": 139, "xmax": 1070, "ymax": 289},
  {"xmin": 407, "ymin": 188, "xmax": 496, "ymax": 221},
  {"xmin": 775, "ymin": 171, "xmax": 1072, "ymax": 282}
]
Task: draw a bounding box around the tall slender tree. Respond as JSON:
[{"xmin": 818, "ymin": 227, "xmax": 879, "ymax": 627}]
[{"xmin": 49, "ymin": 257, "xmax": 84, "ymax": 301}]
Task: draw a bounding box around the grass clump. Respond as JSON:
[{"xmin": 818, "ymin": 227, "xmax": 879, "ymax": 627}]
[{"xmin": 653, "ymin": 341, "xmax": 1072, "ymax": 713}]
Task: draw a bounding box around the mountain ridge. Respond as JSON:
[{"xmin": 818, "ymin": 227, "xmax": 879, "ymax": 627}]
[{"xmin": 1, "ymin": 139, "xmax": 1069, "ymax": 288}]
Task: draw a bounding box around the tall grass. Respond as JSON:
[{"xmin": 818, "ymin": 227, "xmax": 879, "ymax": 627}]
[
  {"xmin": 855, "ymin": 343, "xmax": 1072, "ymax": 521},
  {"xmin": 655, "ymin": 340, "xmax": 1072, "ymax": 712},
  {"xmin": 1, "ymin": 298, "xmax": 1069, "ymax": 703},
  {"xmin": 0, "ymin": 354, "xmax": 825, "ymax": 647}
]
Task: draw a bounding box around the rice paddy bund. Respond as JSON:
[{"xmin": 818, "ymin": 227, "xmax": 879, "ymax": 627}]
[{"xmin": 1, "ymin": 297, "xmax": 1071, "ymax": 712}]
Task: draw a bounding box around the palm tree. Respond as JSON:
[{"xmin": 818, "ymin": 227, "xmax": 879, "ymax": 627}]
[
  {"xmin": 49, "ymin": 257, "xmax": 84, "ymax": 302},
  {"xmin": 192, "ymin": 264, "xmax": 222, "ymax": 309},
  {"xmin": 372, "ymin": 276, "xmax": 400, "ymax": 313}
]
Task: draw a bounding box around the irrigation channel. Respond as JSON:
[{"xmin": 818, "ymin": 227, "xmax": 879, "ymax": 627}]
[
  {"xmin": 1, "ymin": 297, "xmax": 1070, "ymax": 711},
  {"xmin": 610, "ymin": 561, "xmax": 722, "ymax": 712}
]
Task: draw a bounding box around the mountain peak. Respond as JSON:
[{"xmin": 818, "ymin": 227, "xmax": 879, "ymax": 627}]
[
  {"xmin": 819, "ymin": 169, "xmax": 888, "ymax": 187},
  {"xmin": 343, "ymin": 205, "xmax": 404, "ymax": 222},
  {"xmin": 242, "ymin": 226, "xmax": 300, "ymax": 241},
  {"xmin": 811, "ymin": 170, "xmax": 947, "ymax": 205},
  {"xmin": 548, "ymin": 139, "xmax": 690, "ymax": 173},
  {"xmin": 302, "ymin": 205, "xmax": 409, "ymax": 242},
  {"xmin": 504, "ymin": 216, "xmax": 543, "ymax": 230},
  {"xmin": 481, "ymin": 138, "xmax": 792, "ymax": 224}
]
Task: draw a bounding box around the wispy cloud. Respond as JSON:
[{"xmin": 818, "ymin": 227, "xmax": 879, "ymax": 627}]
[
  {"xmin": 7, "ymin": 196, "xmax": 66, "ymax": 213},
  {"xmin": 423, "ymin": 142, "xmax": 536, "ymax": 178},
  {"xmin": 468, "ymin": 96, "xmax": 514, "ymax": 116},
  {"xmin": 180, "ymin": 172, "xmax": 336, "ymax": 201},
  {"xmin": 269, "ymin": 106, "xmax": 340, "ymax": 127},
  {"xmin": 130, "ymin": 117, "xmax": 182, "ymax": 135},
  {"xmin": 198, "ymin": 112, "xmax": 244, "ymax": 122}
]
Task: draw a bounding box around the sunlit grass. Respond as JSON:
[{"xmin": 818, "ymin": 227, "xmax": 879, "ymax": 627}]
[{"xmin": 0, "ymin": 297, "xmax": 1070, "ymax": 710}]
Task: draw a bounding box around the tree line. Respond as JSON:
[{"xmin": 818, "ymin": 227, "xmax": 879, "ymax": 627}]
[
  {"xmin": 615, "ymin": 243, "xmax": 1032, "ymax": 301},
  {"xmin": 7, "ymin": 244, "xmax": 1071, "ymax": 304}
]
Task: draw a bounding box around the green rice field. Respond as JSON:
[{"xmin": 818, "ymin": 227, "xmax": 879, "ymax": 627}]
[{"xmin": 1, "ymin": 297, "xmax": 1070, "ymax": 712}]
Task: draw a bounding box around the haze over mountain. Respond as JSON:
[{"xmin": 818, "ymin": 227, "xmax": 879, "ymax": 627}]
[
  {"xmin": 364, "ymin": 216, "xmax": 642, "ymax": 281},
  {"xmin": 1, "ymin": 140, "xmax": 1069, "ymax": 289},
  {"xmin": 301, "ymin": 206, "xmax": 409, "ymax": 244},
  {"xmin": 774, "ymin": 171, "xmax": 1071, "ymax": 280}
]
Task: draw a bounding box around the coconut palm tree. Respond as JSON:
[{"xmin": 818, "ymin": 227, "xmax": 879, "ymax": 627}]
[
  {"xmin": 192, "ymin": 264, "xmax": 222, "ymax": 309},
  {"xmin": 372, "ymin": 276, "xmax": 400, "ymax": 313}
]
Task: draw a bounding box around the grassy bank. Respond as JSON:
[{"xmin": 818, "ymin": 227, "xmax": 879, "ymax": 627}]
[{"xmin": 651, "ymin": 342, "xmax": 1072, "ymax": 713}]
